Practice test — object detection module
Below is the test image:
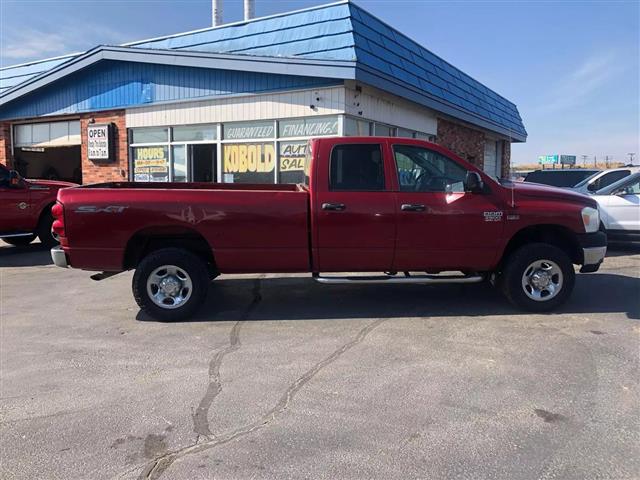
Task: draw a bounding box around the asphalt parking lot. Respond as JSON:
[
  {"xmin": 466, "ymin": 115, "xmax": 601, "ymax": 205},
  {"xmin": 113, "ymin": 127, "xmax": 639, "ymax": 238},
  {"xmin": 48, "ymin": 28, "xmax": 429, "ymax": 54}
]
[{"xmin": 1, "ymin": 241, "xmax": 639, "ymax": 480}]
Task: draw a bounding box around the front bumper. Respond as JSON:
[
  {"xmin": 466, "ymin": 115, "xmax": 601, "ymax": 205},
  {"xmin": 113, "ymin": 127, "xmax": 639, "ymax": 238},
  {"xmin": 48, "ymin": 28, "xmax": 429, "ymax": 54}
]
[
  {"xmin": 51, "ymin": 246, "xmax": 68, "ymax": 268},
  {"xmin": 577, "ymin": 231, "xmax": 607, "ymax": 273}
]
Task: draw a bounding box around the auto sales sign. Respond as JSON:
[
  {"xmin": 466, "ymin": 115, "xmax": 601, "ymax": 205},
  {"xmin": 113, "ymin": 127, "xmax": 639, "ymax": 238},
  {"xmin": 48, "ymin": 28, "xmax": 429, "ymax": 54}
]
[{"xmin": 87, "ymin": 123, "xmax": 114, "ymax": 162}]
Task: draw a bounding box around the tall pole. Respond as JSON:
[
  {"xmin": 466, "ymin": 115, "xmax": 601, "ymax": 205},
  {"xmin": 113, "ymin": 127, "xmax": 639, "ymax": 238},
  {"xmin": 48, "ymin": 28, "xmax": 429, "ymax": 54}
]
[
  {"xmin": 212, "ymin": 0, "xmax": 222, "ymax": 26},
  {"xmin": 244, "ymin": 0, "xmax": 255, "ymax": 21},
  {"xmin": 628, "ymin": 153, "xmax": 636, "ymax": 165}
]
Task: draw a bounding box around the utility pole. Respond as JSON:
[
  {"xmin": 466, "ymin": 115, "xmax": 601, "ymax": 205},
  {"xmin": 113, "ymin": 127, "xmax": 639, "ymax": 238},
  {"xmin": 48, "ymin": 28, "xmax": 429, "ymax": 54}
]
[
  {"xmin": 628, "ymin": 153, "xmax": 636, "ymax": 165},
  {"xmin": 581, "ymin": 154, "xmax": 589, "ymax": 167}
]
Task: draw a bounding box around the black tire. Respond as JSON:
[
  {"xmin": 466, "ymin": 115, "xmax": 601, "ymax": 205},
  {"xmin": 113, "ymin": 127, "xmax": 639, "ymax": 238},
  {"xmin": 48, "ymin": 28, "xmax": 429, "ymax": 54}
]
[
  {"xmin": 132, "ymin": 247, "xmax": 209, "ymax": 321},
  {"xmin": 501, "ymin": 243, "xmax": 575, "ymax": 312},
  {"xmin": 37, "ymin": 208, "xmax": 58, "ymax": 248},
  {"xmin": 2, "ymin": 235, "xmax": 35, "ymax": 246}
]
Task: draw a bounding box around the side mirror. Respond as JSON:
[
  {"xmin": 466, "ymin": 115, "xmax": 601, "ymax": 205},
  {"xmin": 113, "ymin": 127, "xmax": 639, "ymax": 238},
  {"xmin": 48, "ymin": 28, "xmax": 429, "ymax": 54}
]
[
  {"xmin": 587, "ymin": 182, "xmax": 599, "ymax": 192},
  {"xmin": 464, "ymin": 171, "xmax": 484, "ymax": 193},
  {"xmin": 9, "ymin": 170, "xmax": 24, "ymax": 187}
]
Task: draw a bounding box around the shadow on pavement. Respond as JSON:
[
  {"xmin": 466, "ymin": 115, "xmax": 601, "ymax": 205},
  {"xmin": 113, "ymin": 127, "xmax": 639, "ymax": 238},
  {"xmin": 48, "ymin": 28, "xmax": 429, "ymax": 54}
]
[
  {"xmin": 606, "ymin": 244, "xmax": 640, "ymax": 258},
  {"xmin": 137, "ymin": 271, "xmax": 640, "ymax": 323},
  {"xmin": 0, "ymin": 243, "xmax": 53, "ymax": 267}
]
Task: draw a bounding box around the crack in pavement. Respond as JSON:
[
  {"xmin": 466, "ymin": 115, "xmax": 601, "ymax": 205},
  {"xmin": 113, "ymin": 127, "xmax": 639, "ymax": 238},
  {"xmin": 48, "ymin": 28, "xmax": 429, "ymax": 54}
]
[
  {"xmin": 192, "ymin": 278, "xmax": 263, "ymax": 438},
  {"xmin": 138, "ymin": 317, "xmax": 387, "ymax": 480}
]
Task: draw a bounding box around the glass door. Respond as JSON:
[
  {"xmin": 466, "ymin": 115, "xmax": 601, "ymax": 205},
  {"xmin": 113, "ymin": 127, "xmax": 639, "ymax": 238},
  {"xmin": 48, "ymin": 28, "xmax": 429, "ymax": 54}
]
[{"xmin": 189, "ymin": 144, "xmax": 216, "ymax": 182}]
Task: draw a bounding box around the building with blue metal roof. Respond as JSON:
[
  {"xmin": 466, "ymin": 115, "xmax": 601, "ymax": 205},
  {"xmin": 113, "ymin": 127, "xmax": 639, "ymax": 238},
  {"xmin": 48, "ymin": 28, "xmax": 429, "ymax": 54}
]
[{"xmin": 0, "ymin": 0, "xmax": 526, "ymax": 185}]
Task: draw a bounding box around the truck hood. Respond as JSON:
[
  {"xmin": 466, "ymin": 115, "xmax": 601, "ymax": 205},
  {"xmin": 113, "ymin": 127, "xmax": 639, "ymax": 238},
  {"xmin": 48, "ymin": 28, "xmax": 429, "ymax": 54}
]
[
  {"xmin": 27, "ymin": 179, "xmax": 78, "ymax": 189},
  {"xmin": 511, "ymin": 181, "xmax": 597, "ymax": 207}
]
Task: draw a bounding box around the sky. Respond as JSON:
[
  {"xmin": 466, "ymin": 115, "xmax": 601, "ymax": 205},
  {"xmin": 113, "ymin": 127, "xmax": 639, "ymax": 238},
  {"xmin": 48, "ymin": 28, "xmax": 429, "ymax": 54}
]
[{"xmin": 0, "ymin": 0, "xmax": 638, "ymax": 165}]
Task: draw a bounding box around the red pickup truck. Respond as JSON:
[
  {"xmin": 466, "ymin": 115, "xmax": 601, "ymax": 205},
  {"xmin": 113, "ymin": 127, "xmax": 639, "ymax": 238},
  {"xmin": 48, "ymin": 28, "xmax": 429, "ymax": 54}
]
[
  {"xmin": 1, "ymin": 164, "xmax": 76, "ymax": 248},
  {"xmin": 51, "ymin": 137, "xmax": 606, "ymax": 320}
]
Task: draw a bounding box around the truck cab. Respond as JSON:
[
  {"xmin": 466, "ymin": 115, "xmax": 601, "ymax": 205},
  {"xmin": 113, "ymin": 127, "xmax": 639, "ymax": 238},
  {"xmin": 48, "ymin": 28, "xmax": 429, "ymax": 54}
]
[{"xmin": 0, "ymin": 164, "xmax": 76, "ymax": 247}]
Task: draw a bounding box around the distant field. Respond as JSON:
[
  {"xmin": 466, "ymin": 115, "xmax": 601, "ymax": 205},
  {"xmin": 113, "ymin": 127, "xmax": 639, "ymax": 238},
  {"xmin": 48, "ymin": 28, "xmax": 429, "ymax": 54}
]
[{"xmin": 512, "ymin": 162, "xmax": 627, "ymax": 172}]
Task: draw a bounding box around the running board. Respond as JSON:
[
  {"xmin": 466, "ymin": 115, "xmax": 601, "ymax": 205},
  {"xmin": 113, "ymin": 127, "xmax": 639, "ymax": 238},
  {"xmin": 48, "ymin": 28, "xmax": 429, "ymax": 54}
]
[
  {"xmin": 313, "ymin": 274, "xmax": 484, "ymax": 285},
  {"xmin": 1, "ymin": 232, "xmax": 34, "ymax": 238}
]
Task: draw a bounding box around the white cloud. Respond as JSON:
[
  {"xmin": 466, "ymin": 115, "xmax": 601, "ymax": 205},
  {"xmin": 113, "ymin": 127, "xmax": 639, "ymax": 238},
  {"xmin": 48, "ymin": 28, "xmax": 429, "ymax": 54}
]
[
  {"xmin": 1, "ymin": 24, "xmax": 129, "ymax": 64},
  {"xmin": 536, "ymin": 51, "xmax": 628, "ymax": 113}
]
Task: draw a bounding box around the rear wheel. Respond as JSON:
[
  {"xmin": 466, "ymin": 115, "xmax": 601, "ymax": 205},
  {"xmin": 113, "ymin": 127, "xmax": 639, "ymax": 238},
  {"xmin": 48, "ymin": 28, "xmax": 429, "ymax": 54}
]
[
  {"xmin": 501, "ymin": 243, "xmax": 575, "ymax": 312},
  {"xmin": 37, "ymin": 208, "xmax": 58, "ymax": 248},
  {"xmin": 132, "ymin": 247, "xmax": 209, "ymax": 321},
  {"xmin": 2, "ymin": 235, "xmax": 35, "ymax": 246}
]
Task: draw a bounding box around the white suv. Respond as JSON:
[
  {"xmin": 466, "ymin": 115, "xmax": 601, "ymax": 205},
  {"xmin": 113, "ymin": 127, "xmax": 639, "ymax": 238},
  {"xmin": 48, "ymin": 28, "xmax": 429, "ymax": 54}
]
[
  {"xmin": 592, "ymin": 172, "xmax": 640, "ymax": 244},
  {"xmin": 573, "ymin": 167, "xmax": 638, "ymax": 194}
]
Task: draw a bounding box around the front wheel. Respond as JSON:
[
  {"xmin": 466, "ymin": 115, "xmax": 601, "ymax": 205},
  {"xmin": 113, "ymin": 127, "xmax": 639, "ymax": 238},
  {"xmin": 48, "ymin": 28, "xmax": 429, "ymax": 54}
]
[
  {"xmin": 132, "ymin": 248, "xmax": 210, "ymax": 321},
  {"xmin": 501, "ymin": 243, "xmax": 575, "ymax": 312}
]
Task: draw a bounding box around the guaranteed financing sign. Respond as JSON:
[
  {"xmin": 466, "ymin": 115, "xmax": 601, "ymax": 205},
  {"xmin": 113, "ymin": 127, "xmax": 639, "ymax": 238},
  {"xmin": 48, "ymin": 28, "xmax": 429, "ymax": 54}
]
[{"xmin": 87, "ymin": 124, "xmax": 113, "ymax": 162}]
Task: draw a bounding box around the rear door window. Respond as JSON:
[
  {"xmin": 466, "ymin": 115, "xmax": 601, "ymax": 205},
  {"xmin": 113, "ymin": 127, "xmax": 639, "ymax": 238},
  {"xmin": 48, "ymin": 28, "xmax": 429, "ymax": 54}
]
[
  {"xmin": 329, "ymin": 144, "xmax": 385, "ymax": 191},
  {"xmin": 590, "ymin": 170, "xmax": 630, "ymax": 191}
]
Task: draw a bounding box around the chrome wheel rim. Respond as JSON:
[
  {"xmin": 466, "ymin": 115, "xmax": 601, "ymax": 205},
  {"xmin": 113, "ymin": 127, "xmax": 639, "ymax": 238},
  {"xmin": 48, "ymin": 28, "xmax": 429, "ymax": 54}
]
[
  {"xmin": 521, "ymin": 259, "xmax": 563, "ymax": 302},
  {"xmin": 147, "ymin": 265, "xmax": 193, "ymax": 309}
]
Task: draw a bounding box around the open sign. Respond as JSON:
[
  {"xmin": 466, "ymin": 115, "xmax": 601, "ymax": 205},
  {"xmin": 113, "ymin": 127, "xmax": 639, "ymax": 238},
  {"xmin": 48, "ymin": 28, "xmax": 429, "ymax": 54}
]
[{"xmin": 87, "ymin": 123, "xmax": 114, "ymax": 162}]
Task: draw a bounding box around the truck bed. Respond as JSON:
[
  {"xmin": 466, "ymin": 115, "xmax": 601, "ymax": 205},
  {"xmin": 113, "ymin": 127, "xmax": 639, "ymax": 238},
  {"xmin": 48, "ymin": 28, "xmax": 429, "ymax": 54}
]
[{"xmin": 58, "ymin": 182, "xmax": 310, "ymax": 273}]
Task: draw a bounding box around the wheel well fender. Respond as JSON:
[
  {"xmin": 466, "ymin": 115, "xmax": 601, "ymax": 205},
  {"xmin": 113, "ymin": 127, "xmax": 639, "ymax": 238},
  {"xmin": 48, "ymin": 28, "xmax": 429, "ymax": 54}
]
[
  {"xmin": 499, "ymin": 224, "xmax": 582, "ymax": 268},
  {"xmin": 37, "ymin": 202, "xmax": 55, "ymax": 226},
  {"xmin": 123, "ymin": 227, "xmax": 217, "ymax": 275}
]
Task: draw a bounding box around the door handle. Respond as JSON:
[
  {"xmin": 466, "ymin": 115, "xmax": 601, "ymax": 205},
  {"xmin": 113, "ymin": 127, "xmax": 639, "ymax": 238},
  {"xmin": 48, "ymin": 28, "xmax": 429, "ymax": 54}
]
[
  {"xmin": 322, "ymin": 203, "xmax": 346, "ymax": 211},
  {"xmin": 401, "ymin": 203, "xmax": 426, "ymax": 212}
]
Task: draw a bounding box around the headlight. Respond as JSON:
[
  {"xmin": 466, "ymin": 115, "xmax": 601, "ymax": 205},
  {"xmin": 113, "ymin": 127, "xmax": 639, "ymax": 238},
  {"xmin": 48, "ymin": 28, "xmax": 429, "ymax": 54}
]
[{"xmin": 581, "ymin": 206, "xmax": 600, "ymax": 233}]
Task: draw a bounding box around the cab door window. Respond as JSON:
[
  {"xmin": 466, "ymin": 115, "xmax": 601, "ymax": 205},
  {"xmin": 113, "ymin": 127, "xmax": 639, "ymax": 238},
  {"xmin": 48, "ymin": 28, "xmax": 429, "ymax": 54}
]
[
  {"xmin": 393, "ymin": 145, "xmax": 466, "ymax": 193},
  {"xmin": 329, "ymin": 144, "xmax": 385, "ymax": 191}
]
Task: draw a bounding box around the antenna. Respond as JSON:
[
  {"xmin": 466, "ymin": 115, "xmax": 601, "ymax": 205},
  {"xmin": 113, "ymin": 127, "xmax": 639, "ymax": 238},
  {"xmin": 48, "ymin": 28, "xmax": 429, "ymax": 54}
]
[{"xmin": 507, "ymin": 125, "xmax": 515, "ymax": 208}]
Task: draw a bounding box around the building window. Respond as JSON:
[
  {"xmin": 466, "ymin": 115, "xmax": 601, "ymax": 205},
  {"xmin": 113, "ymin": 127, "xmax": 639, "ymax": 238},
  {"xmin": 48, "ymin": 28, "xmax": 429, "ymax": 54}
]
[
  {"xmin": 278, "ymin": 141, "xmax": 307, "ymax": 184},
  {"xmin": 223, "ymin": 120, "xmax": 274, "ymax": 140},
  {"xmin": 344, "ymin": 117, "xmax": 372, "ymax": 136},
  {"xmin": 222, "ymin": 143, "xmax": 275, "ymax": 184},
  {"xmin": 131, "ymin": 127, "xmax": 169, "ymax": 144},
  {"xmin": 173, "ymin": 124, "xmax": 217, "ymax": 142},
  {"xmin": 374, "ymin": 123, "xmax": 394, "ymax": 137},
  {"xmin": 132, "ymin": 146, "xmax": 170, "ymax": 182},
  {"xmin": 278, "ymin": 116, "xmax": 339, "ymax": 138}
]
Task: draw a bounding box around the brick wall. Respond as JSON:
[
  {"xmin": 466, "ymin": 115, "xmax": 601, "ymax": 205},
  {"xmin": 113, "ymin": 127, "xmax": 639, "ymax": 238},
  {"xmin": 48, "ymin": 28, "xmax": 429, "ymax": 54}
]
[
  {"xmin": 435, "ymin": 117, "xmax": 512, "ymax": 177},
  {"xmin": 80, "ymin": 110, "xmax": 128, "ymax": 184},
  {"xmin": 0, "ymin": 122, "xmax": 12, "ymax": 168},
  {"xmin": 435, "ymin": 118, "xmax": 486, "ymax": 169},
  {"xmin": 501, "ymin": 140, "xmax": 511, "ymax": 178}
]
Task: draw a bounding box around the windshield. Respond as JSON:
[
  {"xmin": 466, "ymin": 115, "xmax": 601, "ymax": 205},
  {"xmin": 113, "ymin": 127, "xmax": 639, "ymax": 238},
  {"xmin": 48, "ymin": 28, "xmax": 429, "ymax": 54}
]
[{"xmin": 573, "ymin": 171, "xmax": 600, "ymax": 188}]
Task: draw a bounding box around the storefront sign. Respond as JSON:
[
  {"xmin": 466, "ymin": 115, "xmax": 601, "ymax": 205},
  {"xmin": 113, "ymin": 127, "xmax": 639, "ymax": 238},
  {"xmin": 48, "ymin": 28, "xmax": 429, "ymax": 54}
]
[
  {"xmin": 133, "ymin": 146, "xmax": 169, "ymax": 182},
  {"xmin": 224, "ymin": 143, "xmax": 275, "ymax": 174},
  {"xmin": 279, "ymin": 117, "xmax": 338, "ymax": 138},
  {"xmin": 224, "ymin": 121, "xmax": 274, "ymax": 140},
  {"xmin": 279, "ymin": 142, "xmax": 307, "ymax": 172},
  {"xmin": 87, "ymin": 123, "xmax": 113, "ymax": 162}
]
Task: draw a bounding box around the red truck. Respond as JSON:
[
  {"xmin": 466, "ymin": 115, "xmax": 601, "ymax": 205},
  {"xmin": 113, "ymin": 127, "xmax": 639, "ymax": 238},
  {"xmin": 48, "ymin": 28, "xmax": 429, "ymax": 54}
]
[
  {"xmin": 1, "ymin": 164, "xmax": 76, "ymax": 248},
  {"xmin": 50, "ymin": 137, "xmax": 606, "ymax": 320}
]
